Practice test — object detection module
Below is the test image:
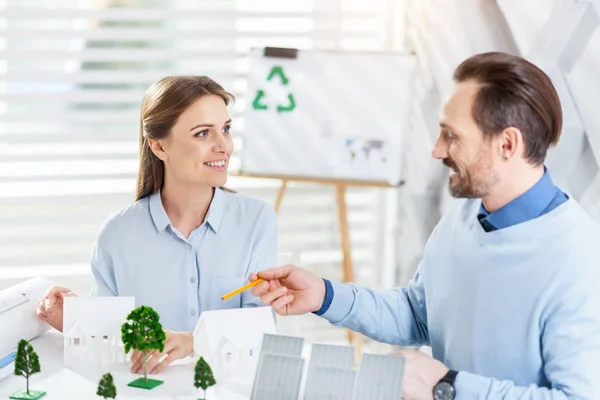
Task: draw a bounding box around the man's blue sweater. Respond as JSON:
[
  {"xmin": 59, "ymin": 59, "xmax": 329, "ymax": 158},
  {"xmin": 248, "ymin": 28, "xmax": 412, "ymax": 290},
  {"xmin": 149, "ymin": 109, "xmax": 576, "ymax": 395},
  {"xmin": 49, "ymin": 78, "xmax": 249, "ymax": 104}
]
[{"xmin": 320, "ymin": 177, "xmax": 600, "ymax": 398}]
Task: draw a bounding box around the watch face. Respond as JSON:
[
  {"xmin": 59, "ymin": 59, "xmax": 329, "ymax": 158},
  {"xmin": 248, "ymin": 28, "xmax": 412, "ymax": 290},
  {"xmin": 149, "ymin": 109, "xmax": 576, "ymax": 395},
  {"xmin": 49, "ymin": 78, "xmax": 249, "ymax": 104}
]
[{"xmin": 434, "ymin": 382, "xmax": 455, "ymax": 400}]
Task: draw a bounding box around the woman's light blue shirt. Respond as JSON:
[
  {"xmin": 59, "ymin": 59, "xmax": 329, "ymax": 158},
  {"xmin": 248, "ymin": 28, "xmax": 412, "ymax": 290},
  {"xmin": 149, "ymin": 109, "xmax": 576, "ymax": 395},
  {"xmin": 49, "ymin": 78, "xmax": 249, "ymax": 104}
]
[{"xmin": 89, "ymin": 187, "xmax": 278, "ymax": 332}]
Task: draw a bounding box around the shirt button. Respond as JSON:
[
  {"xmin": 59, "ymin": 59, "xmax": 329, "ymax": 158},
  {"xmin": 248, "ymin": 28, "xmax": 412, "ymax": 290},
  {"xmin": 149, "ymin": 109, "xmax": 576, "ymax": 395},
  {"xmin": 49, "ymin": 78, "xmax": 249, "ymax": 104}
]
[
  {"xmin": 190, "ymin": 310, "xmax": 196, "ymax": 316},
  {"xmin": 190, "ymin": 277, "xmax": 196, "ymax": 283}
]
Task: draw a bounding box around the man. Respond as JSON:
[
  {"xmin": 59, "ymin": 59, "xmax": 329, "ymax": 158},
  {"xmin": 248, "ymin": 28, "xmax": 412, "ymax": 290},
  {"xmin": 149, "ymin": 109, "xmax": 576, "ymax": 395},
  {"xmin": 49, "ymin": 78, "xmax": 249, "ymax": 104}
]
[{"xmin": 250, "ymin": 52, "xmax": 600, "ymax": 399}]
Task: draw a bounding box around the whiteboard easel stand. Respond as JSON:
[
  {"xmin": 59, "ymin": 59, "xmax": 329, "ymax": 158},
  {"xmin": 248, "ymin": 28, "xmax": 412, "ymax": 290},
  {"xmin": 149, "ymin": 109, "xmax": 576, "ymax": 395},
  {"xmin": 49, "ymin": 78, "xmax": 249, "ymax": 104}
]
[{"xmin": 233, "ymin": 171, "xmax": 400, "ymax": 363}]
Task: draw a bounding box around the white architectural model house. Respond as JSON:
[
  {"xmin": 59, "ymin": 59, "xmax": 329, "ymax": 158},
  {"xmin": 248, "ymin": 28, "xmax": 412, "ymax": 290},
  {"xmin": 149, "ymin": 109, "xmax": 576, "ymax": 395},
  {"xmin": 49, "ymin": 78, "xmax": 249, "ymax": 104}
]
[
  {"xmin": 62, "ymin": 296, "xmax": 135, "ymax": 369},
  {"xmin": 217, "ymin": 335, "xmax": 245, "ymax": 375},
  {"xmin": 64, "ymin": 322, "xmax": 87, "ymax": 367},
  {"xmin": 193, "ymin": 307, "xmax": 277, "ymax": 396}
]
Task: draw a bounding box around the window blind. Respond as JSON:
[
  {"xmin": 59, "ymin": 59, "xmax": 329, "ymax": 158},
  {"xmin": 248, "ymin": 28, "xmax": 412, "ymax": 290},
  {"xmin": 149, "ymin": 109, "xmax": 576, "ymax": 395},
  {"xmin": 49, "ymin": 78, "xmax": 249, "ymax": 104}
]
[{"xmin": 0, "ymin": 0, "xmax": 403, "ymax": 345}]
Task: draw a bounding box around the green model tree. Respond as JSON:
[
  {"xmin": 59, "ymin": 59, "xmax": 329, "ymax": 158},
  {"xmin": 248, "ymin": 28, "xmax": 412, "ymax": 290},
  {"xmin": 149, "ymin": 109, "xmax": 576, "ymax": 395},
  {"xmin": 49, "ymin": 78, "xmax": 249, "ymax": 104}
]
[
  {"xmin": 121, "ymin": 305, "xmax": 166, "ymax": 389},
  {"xmin": 194, "ymin": 357, "xmax": 216, "ymax": 400},
  {"xmin": 97, "ymin": 373, "xmax": 116, "ymax": 399},
  {"xmin": 10, "ymin": 339, "xmax": 46, "ymax": 400}
]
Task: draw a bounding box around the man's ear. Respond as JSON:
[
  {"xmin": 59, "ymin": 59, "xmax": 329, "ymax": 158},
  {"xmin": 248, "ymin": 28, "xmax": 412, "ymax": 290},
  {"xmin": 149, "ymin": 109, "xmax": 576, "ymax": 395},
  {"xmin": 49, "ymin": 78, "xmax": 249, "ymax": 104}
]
[
  {"xmin": 148, "ymin": 139, "xmax": 168, "ymax": 161},
  {"xmin": 498, "ymin": 127, "xmax": 522, "ymax": 161}
]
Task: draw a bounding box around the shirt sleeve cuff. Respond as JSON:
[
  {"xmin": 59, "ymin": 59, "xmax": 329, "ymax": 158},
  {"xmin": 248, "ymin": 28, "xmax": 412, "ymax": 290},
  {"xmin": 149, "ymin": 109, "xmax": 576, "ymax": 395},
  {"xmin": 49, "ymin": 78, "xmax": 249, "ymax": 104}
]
[
  {"xmin": 319, "ymin": 280, "xmax": 356, "ymax": 324},
  {"xmin": 454, "ymin": 371, "xmax": 491, "ymax": 399},
  {"xmin": 313, "ymin": 279, "xmax": 333, "ymax": 316}
]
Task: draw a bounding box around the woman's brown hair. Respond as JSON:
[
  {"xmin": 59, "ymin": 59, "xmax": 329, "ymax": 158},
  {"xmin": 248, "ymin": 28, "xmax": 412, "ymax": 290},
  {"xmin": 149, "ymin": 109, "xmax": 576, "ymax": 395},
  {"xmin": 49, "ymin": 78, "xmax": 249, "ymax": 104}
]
[{"xmin": 135, "ymin": 76, "xmax": 235, "ymax": 201}]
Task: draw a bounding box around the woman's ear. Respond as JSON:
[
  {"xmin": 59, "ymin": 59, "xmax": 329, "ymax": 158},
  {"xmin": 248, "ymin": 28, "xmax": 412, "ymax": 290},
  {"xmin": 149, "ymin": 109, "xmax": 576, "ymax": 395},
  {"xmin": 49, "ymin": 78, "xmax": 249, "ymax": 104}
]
[{"xmin": 148, "ymin": 139, "xmax": 168, "ymax": 161}]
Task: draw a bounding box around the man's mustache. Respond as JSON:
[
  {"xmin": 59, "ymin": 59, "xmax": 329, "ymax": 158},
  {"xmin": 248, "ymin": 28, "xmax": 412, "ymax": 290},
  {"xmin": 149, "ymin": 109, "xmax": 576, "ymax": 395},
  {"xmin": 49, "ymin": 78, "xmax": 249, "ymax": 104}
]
[{"xmin": 443, "ymin": 158, "xmax": 457, "ymax": 170}]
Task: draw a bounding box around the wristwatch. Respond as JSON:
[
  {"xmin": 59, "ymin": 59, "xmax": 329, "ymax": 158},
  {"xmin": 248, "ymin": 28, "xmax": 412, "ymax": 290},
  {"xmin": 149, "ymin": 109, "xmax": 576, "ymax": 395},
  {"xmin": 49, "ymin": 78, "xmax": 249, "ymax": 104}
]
[{"xmin": 433, "ymin": 370, "xmax": 458, "ymax": 400}]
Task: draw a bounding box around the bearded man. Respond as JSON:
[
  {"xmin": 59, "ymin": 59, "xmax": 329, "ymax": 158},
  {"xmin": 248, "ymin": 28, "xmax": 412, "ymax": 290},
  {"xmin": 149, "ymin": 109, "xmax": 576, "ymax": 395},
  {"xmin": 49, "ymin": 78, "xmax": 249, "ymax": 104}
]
[{"xmin": 251, "ymin": 52, "xmax": 600, "ymax": 400}]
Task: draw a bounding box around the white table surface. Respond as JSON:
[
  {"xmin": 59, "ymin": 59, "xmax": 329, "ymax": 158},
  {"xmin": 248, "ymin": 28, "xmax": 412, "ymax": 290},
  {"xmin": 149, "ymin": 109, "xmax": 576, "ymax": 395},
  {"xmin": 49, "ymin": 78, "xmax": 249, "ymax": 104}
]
[{"xmin": 0, "ymin": 331, "xmax": 247, "ymax": 399}]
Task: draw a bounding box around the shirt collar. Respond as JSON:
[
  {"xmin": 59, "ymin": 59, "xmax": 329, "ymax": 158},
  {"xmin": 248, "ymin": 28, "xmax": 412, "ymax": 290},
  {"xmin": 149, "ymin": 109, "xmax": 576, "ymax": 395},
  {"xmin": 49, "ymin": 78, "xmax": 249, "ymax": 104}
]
[
  {"xmin": 149, "ymin": 187, "xmax": 226, "ymax": 233},
  {"xmin": 479, "ymin": 167, "xmax": 557, "ymax": 230},
  {"xmin": 149, "ymin": 190, "xmax": 170, "ymax": 232},
  {"xmin": 204, "ymin": 188, "xmax": 225, "ymax": 233}
]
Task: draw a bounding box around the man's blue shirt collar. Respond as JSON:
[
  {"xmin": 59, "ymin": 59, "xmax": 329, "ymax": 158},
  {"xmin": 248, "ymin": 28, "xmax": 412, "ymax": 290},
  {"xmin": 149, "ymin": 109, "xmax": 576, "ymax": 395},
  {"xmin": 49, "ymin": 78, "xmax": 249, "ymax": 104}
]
[{"xmin": 478, "ymin": 167, "xmax": 564, "ymax": 231}]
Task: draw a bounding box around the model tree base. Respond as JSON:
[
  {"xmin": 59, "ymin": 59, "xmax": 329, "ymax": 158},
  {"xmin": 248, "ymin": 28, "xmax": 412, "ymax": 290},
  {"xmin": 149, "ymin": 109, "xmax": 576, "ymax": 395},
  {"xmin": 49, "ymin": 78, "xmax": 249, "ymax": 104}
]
[
  {"xmin": 127, "ymin": 377, "xmax": 163, "ymax": 390},
  {"xmin": 9, "ymin": 389, "xmax": 46, "ymax": 400}
]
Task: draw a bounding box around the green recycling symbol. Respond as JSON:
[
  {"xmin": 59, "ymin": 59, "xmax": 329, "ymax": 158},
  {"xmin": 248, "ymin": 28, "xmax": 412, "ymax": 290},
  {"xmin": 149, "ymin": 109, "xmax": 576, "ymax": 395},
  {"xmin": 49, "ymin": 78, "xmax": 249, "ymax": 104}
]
[{"xmin": 252, "ymin": 65, "xmax": 296, "ymax": 113}]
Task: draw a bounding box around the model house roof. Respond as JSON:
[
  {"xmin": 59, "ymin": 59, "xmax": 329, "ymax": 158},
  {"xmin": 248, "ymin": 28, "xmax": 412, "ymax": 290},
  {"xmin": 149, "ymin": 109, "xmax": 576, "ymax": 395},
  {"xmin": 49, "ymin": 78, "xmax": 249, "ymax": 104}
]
[
  {"xmin": 62, "ymin": 297, "xmax": 135, "ymax": 337},
  {"xmin": 193, "ymin": 307, "xmax": 277, "ymax": 351},
  {"xmin": 65, "ymin": 322, "xmax": 87, "ymax": 339}
]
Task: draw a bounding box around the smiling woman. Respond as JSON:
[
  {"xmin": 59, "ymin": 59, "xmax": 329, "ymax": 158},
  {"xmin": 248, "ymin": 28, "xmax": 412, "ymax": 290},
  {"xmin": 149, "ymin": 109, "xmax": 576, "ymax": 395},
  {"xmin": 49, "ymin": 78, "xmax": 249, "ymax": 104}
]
[
  {"xmin": 35, "ymin": 75, "xmax": 278, "ymax": 376},
  {"xmin": 137, "ymin": 76, "xmax": 236, "ymax": 201}
]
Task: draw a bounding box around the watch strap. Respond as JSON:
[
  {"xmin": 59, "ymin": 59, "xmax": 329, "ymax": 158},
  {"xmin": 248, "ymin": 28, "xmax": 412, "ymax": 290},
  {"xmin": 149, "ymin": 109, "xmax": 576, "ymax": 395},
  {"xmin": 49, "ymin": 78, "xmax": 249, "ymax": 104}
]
[
  {"xmin": 434, "ymin": 370, "xmax": 458, "ymax": 400},
  {"xmin": 440, "ymin": 369, "xmax": 458, "ymax": 386},
  {"xmin": 441, "ymin": 369, "xmax": 458, "ymax": 385}
]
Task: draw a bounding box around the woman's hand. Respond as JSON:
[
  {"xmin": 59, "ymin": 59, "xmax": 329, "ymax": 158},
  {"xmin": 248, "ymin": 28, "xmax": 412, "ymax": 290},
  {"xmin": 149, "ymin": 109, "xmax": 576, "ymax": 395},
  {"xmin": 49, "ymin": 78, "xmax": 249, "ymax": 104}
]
[
  {"xmin": 36, "ymin": 286, "xmax": 77, "ymax": 332},
  {"xmin": 130, "ymin": 330, "xmax": 193, "ymax": 375}
]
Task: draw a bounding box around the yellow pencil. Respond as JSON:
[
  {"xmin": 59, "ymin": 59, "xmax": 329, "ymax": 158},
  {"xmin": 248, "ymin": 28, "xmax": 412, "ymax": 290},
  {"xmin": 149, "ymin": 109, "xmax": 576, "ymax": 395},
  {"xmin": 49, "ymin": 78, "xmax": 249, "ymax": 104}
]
[{"xmin": 221, "ymin": 278, "xmax": 265, "ymax": 301}]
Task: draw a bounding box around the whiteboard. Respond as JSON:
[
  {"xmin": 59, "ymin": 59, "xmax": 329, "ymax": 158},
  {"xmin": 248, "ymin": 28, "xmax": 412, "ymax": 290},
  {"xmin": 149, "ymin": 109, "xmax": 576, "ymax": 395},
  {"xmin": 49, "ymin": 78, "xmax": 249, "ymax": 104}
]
[{"xmin": 240, "ymin": 47, "xmax": 416, "ymax": 185}]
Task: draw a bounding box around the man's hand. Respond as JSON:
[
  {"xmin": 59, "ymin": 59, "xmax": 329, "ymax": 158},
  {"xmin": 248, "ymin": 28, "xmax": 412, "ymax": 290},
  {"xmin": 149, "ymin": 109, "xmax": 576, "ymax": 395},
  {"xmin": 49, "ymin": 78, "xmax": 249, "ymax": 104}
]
[
  {"xmin": 397, "ymin": 350, "xmax": 449, "ymax": 400},
  {"xmin": 36, "ymin": 286, "xmax": 77, "ymax": 332},
  {"xmin": 249, "ymin": 265, "xmax": 326, "ymax": 316},
  {"xmin": 130, "ymin": 330, "xmax": 193, "ymax": 375}
]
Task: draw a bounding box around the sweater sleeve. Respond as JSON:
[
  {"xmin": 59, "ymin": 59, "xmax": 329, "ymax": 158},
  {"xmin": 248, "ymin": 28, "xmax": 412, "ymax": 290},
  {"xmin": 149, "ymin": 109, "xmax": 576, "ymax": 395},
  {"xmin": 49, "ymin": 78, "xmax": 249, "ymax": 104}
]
[
  {"xmin": 454, "ymin": 258, "xmax": 600, "ymax": 400},
  {"xmin": 319, "ymin": 261, "xmax": 430, "ymax": 346}
]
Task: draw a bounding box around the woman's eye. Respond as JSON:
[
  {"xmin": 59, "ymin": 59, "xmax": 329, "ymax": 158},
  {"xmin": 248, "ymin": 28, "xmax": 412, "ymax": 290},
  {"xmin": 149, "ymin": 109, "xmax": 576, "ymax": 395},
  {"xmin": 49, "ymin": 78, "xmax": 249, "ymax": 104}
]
[
  {"xmin": 195, "ymin": 130, "xmax": 208, "ymax": 138},
  {"xmin": 222, "ymin": 125, "xmax": 231, "ymax": 135}
]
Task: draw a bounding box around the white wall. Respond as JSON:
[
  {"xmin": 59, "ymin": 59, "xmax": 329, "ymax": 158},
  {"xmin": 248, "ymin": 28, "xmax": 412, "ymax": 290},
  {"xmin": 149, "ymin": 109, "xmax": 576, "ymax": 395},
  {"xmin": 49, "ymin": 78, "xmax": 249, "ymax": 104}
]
[{"xmin": 396, "ymin": 0, "xmax": 600, "ymax": 284}]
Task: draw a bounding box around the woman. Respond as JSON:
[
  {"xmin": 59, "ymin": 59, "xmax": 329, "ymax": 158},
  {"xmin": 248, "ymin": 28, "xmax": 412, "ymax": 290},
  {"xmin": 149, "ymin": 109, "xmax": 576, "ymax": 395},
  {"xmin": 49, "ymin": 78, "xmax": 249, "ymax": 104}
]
[{"xmin": 36, "ymin": 76, "xmax": 277, "ymax": 374}]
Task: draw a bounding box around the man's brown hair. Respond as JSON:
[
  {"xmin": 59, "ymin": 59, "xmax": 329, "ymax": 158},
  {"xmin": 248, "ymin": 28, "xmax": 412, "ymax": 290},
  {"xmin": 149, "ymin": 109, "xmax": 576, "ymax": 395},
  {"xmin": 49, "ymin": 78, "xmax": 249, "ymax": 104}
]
[{"xmin": 453, "ymin": 52, "xmax": 562, "ymax": 165}]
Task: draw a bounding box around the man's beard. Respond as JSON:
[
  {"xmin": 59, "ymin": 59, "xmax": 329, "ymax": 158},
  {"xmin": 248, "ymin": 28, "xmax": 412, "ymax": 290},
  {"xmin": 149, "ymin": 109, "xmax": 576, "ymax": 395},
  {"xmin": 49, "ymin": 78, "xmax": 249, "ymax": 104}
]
[{"xmin": 443, "ymin": 157, "xmax": 494, "ymax": 198}]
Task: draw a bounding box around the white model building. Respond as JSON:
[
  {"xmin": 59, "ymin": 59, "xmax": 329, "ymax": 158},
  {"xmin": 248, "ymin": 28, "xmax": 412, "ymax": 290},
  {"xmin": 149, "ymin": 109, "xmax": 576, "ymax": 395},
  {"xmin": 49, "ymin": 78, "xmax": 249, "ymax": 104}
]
[
  {"xmin": 193, "ymin": 307, "xmax": 277, "ymax": 396},
  {"xmin": 62, "ymin": 296, "xmax": 135, "ymax": 369}
]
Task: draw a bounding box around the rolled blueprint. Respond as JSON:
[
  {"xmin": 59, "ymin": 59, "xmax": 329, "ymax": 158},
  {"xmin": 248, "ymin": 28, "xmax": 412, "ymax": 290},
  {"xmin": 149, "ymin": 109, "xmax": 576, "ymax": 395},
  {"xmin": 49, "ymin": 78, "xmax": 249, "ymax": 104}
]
[{"xmin": 0, "ymin": 277, "xmax": 54, "ymax": 358}]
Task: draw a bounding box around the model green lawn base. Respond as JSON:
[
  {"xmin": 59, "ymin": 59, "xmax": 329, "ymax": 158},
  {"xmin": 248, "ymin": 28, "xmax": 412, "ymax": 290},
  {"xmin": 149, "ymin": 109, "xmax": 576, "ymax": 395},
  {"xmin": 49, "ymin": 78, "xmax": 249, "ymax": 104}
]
[
  {"xmin": 127, "ymin": 377, "xmax": 164, "ymax": 390},
  {"xmin": 9, "ymin": 389, "xmax": 46, "ymax": 400}
]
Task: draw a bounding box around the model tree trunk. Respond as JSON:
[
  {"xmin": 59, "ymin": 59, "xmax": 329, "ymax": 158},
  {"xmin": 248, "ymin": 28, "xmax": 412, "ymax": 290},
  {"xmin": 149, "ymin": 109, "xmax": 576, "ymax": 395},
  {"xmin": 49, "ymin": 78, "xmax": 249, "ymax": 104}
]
[{"xmin": 143, "ymin": 350, "xmax": 149, "ymax": 382}]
